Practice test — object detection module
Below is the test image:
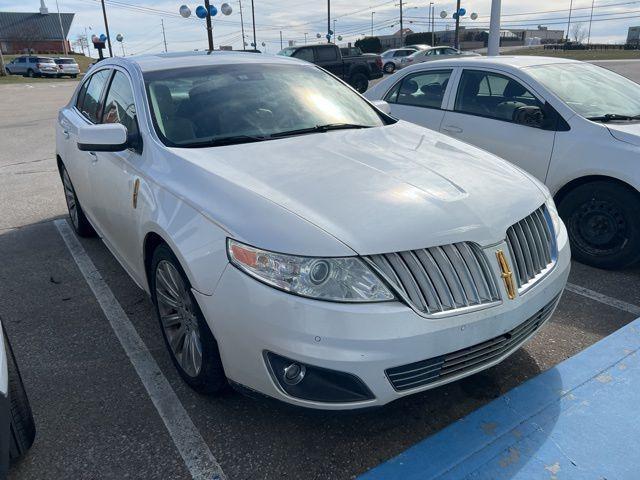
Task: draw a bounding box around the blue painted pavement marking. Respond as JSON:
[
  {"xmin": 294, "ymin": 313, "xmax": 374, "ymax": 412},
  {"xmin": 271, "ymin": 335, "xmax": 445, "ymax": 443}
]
[{"xmin": 359, "ymin": 317, "xmax": 640, "ymax": 480}]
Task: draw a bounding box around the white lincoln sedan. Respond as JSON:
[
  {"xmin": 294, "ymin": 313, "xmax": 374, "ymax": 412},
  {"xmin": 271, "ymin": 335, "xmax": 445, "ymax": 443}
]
[
  {"xmin": 56, "ymin": 52, "xmax": 570, "ymax": 409},
  {"xmin": 366, "ymin": 56, "xmax": 640, "ymax": 270}
]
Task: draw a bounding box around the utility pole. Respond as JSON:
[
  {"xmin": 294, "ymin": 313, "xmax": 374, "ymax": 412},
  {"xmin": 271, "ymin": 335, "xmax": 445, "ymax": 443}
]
[
  {"xmin": 587, "ymin": 0, "xmax": 595, "ymax": 45},
  {"xmin": 566, "ymin": 0, "xmax": 574, "ymax": 42},
  {"xmin": 488, "ymin": 0, "xmax": 501, "ymax": 56},
  {"xmin": 327, "ymin": 0, "xmax": 331, "ymax": 43},
  {"xmin": 161, "ymin": 19, "xmax": 168, "ymax": 52},
  {"xmin": 251, "ymin": 0, "xmax": 257, "ymax": 49},
  {"xmin": 333, "ymin": 19, "xmax": 337, "ymax": 43},
  {"xmin": 280, "ymin": 31, "xmax": 283, "ymax": 49},
  {"xmin": 100, "ymin": 0, "xmax": 113, "ymax": 57},
  {"xmin": 238, "ymin": 0, "xmax": 246, "ymax": 48},
  {"xmin": 454, "ymin": 0, "xmax": 461, "ymax": 49},
  {"xmin": 429, "ymin": 2, "xmax": 433, "ymax": 46},
  {"xmin": 304, "ymin": 32, "xmax": 308, "ymax": 44},
  {"xmin": 371, "ymin": 11, "xmax": 375, "ymax": 37},
  {"xmin": 55, "ymin": 0, "xmax": 69, "ymax": 55},
  {"xmin": 399, "ymin": 0, "xmax": 404, "ymax": 44},
  {"xmin": 204, "ymin": 0, "xmax": 214, "ymax": 50}
]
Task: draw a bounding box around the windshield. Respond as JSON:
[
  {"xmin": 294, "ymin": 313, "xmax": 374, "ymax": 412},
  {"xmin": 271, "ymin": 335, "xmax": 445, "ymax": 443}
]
[
  {"xmin": 525, "ymin": 62, "xmax": 640, "ymax": 119},
  {"xmin": 144, "ymin": 63, "xmax": 385, "ymax": 147},
  {"xmin": 55, "ymin": 59, "xmax": 76, "ymax": 64}
]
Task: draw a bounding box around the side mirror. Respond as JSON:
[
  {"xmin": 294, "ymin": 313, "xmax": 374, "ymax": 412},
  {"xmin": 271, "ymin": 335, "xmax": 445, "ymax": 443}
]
[
  {"xmin": 372, "ymin": 100, "xmax": 391, "ymax": 115},
  {"xmin": 513, "ymin": 105, "xmax": 545, "ymax": 129},
  {"xmin": 77, "ymin": 123, "xmax": 129, "ymax": 152}
]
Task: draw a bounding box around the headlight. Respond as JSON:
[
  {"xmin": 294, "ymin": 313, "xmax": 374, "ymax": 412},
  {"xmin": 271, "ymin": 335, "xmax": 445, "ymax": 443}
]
[
  {"xmin": 546, "ymin": 198, "xmax": 562, "ymax": 236},
  {"xmin": 227, "ymin": 239, "xmax": 395, "ymax": 302}
]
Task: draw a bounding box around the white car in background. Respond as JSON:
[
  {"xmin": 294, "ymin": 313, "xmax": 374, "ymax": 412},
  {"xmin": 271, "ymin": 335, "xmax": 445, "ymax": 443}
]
[
  {"xmin": 380, "ymin": 47, "xmax": 418, "ymax": 73},
  {"xmin": 399, "ymin": 46, "xmax": 479, "ymax": 69},
  {"xmin": 366, "ymin": 56, "xmax": 640, "ymax": 269},
  {"xmin": 56, "ymin": 52, "xmax": 569, "ymax": 410}
]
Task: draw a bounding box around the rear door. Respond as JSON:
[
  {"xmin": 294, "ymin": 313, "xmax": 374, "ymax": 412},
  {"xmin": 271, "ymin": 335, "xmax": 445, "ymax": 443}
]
[
  {"xmin": 440, "ymin": 68, "xmax": 555, "ymax": 181},
  {"xmin": 12, "ymin": 57, "xmax": 26, "ymax": 74},
  {"xmin": 314, "ymin": 45, "xmax": 344, "ymax": 78},
  {"xmin": 382, "ymin": 68, "xmax": 455, "ymax": 131}
]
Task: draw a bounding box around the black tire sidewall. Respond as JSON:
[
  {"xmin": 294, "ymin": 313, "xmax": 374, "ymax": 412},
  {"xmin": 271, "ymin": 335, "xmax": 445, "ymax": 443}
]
[
  {"xmin": 60, "ymin": 164, "xmax": 95, "ymax": 237},
  {"xmin": 150, "ymin": 245, "xmax": 227, "ymax": 394},
  {"xmin": 558, "ymin": 181, "xmax": 640, "ymax": 269},
  {"xmin": 384, "ymin": 62, "xmax": 395, "ymax": 73},
  {"xmin": 350, "ymin": 73, "xmax": 369, "ymax": 93}
]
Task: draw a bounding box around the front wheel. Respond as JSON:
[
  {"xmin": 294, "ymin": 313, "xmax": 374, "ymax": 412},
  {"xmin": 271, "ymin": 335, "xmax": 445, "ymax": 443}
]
[
  {"xmin": 349, "ymin": 72, "xmax": 369, "ymax": 93},
  {"xmin": 558, "ymin": 181, "xmax": 640, "ymax": 269},
  {"xmin": 151, "ymin": 245, "xmax": 227, "ymax": 394},
  {"xmin": 60, "ymin": 165, "xmax": 96, "ymax": 237},
  {"xmin": 25, "ymin": 69, "xmax": 34, "ymax": 78},
  {"xmin": 383, "ymin": 62, "xmax": 395, "ymax": 74}
]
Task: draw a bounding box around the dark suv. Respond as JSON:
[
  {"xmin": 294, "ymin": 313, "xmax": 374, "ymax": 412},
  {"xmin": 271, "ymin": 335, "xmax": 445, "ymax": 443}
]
[{"xmin": 278, "ymin": 44, "xmax": 383, "ymax": 93}]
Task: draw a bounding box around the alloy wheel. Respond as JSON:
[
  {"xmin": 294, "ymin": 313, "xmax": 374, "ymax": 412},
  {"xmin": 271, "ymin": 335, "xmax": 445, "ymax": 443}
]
[
  {"xmin": 61, "ymin": 169, "xmax": 79, "ymax": 229},
  {"xmin": 155, "ymin": 260, "xmax": 203, "ymax": 377}
]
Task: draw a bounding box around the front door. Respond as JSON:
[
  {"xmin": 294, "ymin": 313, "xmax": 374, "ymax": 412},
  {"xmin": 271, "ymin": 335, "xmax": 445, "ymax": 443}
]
[{"xmin": 440, "ymin": 69, "xmax": 555, "ymax": 182}]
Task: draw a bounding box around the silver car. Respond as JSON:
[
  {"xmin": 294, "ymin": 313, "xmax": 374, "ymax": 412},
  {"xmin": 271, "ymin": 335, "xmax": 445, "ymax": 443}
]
[
  {"xmin": 380, "ymin": 47, "xmax": 418, "ymax": 73},
  {"xmin": 4, "ymin": 56, "xmax": 59, "ymax": 77},
  {"xmin": 54, "ymin": 58, "xmax": 80, "ymax": 78},
  {"xmin": 399, "ymin": 46, "xmax": 480, "ymax": 69}
]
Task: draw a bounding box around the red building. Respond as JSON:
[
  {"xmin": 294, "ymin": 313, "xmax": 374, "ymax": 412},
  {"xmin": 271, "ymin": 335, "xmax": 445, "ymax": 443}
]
[{"xmin": 0, "ymin": 1, "xmax": 74, "ymax": 54}]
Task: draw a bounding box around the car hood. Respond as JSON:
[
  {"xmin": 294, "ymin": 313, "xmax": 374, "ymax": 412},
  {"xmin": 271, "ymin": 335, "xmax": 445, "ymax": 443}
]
[
  {"xmin": 606, "ymin": 122, "xmax": 640, "ymax": 147},
  {"xmin": 170, "ymin": 121, "xmax": 547, "ymax": 255}
]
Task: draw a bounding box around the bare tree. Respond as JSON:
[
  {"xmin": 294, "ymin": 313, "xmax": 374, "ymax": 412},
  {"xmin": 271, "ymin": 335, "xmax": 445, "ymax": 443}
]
[{"xmin": 571, "ymin": 22, "xmax": 587, "ymax": 43}]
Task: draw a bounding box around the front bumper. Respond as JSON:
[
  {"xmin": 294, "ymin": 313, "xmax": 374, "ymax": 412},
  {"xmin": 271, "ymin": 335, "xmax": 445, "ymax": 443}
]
[{"xmin": 195, "ymin": 225, "xmax": 570, "ymax": 410}]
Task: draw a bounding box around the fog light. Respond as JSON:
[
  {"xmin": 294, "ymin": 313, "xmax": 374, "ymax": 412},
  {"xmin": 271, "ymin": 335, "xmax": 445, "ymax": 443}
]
[{"xmin": 283, "ymin": 363, "xmax": 306, "ymax": 385}]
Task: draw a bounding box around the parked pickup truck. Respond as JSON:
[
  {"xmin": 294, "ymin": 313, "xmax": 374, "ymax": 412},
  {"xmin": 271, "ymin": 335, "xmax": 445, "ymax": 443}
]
[{"xmin": 278, "ymin": 44, "xmax": 383, "ymax": 93}]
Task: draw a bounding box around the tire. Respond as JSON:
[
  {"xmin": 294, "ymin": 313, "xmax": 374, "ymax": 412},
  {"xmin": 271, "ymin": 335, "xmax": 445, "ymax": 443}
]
[
  {"xmin": 150, "ymin": 244, "xmax": 227, "ymax": 394},
  {"xmin": 349, "ymin": 72, "xmax": 369, "ymax": 93},
  {"xmin": 25, "ymin": 69, "xmax": 34, "ymax": 78},
  {"xmin": 4, "ymin": 68, "xmax": 10, "ymax": 75},
  {"xmin": 4, "ymin": 328, "xmax": 36, "ymax": 460},
  {"xmin": 60, "ymin": 164, "xmax": 96, "ymax": 237},
  {"xmin": 383, "ymin": 62, "xmax": 395, "ymax": 74},
  {"xmin": 71, "ymin": 74, "xmax": 78, "ymax": 79},
  {"xmin": 557, "ymin": 181, "xmax": 640, "ymax": 269}
]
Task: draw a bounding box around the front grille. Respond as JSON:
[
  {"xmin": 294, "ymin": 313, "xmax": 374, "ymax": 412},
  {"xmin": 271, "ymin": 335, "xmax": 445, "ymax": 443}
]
[
  {"xmin": 386, "ymin": 294, "xmax": 560, "ymax": 392},
  {"xmin": 366, "ymin": 243, "xmax": 500, "ymax": 315},
  {"xmin": 506, "ymin": 205, "xmax": 557, "ymax": 291}
]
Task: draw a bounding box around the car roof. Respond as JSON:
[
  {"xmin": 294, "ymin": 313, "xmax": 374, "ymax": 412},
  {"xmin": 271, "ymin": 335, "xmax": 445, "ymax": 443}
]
[
  {"xmin": 104, "ymin": 50, "xmax": 305, "ymax": 73},
  {"xmin": 408, "ymin": 55, "xmax": 582, "ymax": 69}
]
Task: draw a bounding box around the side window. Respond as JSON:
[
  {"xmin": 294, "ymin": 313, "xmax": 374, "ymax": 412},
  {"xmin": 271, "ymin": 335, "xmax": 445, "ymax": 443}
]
[
  {"xmin": 292, "ymin": 48, "xmax": 314, "ymax": 62},
  {"xmin": 454, "ymin": 70, "xmax": 542, "ymax": 122},
  {"xmin": 102, "ymin": 71, "xmax": 138, "ymax": 137},
  {"xmin": 78, "ymin": 69, "xmax": 112, "ymax": 123},
  {"xmin": 316, "ymin": 46, "xmax": 338, "ymax": 62},
  {"xmin": 17, "ymin": 57, "xmax": 26, "ymax": 63},
  {"xmin": 386, "ymin": 70, "xmax": 452, "ymax": 109}
]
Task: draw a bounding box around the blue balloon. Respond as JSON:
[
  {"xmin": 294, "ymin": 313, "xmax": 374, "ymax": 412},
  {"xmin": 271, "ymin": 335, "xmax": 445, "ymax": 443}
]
[
  {"xmin": 452, "ymin": 12, "xmax": 458, "ymax": 19},
  {"xmin": 99, "ymin": 33, "xmax": 107, "ymax": 42},
  {"xmin": 459, "ymin": 8, "xmax": 466, "ymax": 16},
  {"xmin": 209, "ymin": 5, "xmax": 218, "ymax": 16},
  {"xmin": 195, "ymin": 5, "xmax": 207, "ymax": 18}
]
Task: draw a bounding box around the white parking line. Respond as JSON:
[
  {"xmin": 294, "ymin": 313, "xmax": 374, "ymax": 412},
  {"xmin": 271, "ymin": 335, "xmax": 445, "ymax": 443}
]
[
  {"xmin": 566, "ymin": 282, "xmax": 640, "ymax": 316},
  {"xmin": 54, "ymin": 219, "xmax": 226, "ymax": 480}
]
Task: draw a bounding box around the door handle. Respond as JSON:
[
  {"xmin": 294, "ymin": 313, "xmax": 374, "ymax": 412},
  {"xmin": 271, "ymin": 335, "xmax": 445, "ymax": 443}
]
[
  {"xmin": 88, "ymin": 152, "xmax": 98, "ymax": 164},
  {"xmin": 63, "ymin": 130, "xmax": 70, "ymax": 139},
  {"xmin": 442, "ymin": 125, "xmax": 463, "ymax": 134}
]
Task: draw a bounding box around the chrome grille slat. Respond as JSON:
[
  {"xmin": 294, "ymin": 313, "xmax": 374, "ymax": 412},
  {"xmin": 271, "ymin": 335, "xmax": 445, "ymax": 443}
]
[
  {"xmin": 386, "ymin": 294, "xmax": 561, "ymax": 391},
  {"xmin": 366, "ymin": 242, "xmax": 499, "ymax": 315},
  {"xmin": 505, "ymin": 205, "xmax": 557, "ymax": 291}
]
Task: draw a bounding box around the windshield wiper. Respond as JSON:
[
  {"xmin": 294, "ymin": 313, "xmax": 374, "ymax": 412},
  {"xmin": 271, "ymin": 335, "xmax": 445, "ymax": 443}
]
[
  {"xmin": 269, "ymin": 123, "xmax": 372, "ymax": 139},
  {"xmin": 587, "ymin": 113, "xmax": 640, "ymax": 123},
  {"xmin": 180, "ymin": 134, "xmax": 270, "ymax": 148}
]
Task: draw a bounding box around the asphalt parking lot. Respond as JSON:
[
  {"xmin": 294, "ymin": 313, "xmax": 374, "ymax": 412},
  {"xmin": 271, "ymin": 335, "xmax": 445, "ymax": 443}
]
[{"xmin": 1, "ymin": 60, "xmax": 639, "ymax": 480}]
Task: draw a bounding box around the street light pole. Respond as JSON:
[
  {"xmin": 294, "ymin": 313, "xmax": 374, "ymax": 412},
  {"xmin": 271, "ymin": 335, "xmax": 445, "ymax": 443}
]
[
  {"xmin": 454, "ymin": 0, "xmax": 461, "ymax": 49},
  {"xmin": 327, "ymin": 0, "xmax": 331, "ymax": 43},
  {"xmin": 371, "ymin": 11, "xmax": 375, "ymax": 37},
  {"xmin": 399, "ymin": 0, "xmax": 404, "ymax": 44},
  {"xmin": 238, "ymin": 0, "xmax": 246, "ymax": 48},
  {"xmin": 304, "ymin": 32, "xmax": 308, "ymax": 44},
  {"xmin": 161, "ymin": 19, "xmax": 168, "ymax": 52},
  {"xmin": 203, "ymin": 0, "xmax": 214, "ymax": 50},
  {"xmin": 333, "ymin": 19, "xmax": 337, "ymax": 43},
  {"xmin": 55, "ymin": 0, "xmax": 68, "ymax": 55},
  {"xmin": 251, "ymin": 0, "xmax": 257, "ymax": 50},
  {"xmin": 100, "ymin": 0, "xmax": 113, "ymax": 57},
  {"xmin": 429, "ymin": 2, "xmax": 434, "ymax": 46},
  {"xmin": 488, "ymin": 0, "xmax": 501, "ymax": 56},
  {"xmin": 280, "ymin": 30, "xmax": 283, "ymax": 49}
]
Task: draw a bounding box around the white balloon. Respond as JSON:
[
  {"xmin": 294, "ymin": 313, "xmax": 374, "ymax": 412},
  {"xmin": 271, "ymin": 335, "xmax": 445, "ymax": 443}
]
[
  {"xmin": 470, "ymin": 12, "xmax": 478, "ymax": 20},
  {"xmin": 179, "ymin": 5, "xmax": 191, "ymax": 18},
  {"xmin": 440, "ymin": 10, "xmax": 447, "ymax": 18},
  {"xmin": 116, "ymin": 33, "xmax": 124, "ymax": 42},
  {"xmin": 221, "ymin": 3, "xmax": 233, "ymax": 15}
]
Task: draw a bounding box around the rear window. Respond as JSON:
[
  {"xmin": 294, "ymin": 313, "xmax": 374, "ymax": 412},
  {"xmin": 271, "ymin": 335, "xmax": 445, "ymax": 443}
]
[
  {"xmin": 37, "ymin": 57, "xmax": 56, "ymax": 63},
  {"xmin": 316, "ymin": 46, "xmax": 338, "ymax": 61},
  {"xmin": 56, "ymin": 59, "xmax": 76, "ymax": 64}
]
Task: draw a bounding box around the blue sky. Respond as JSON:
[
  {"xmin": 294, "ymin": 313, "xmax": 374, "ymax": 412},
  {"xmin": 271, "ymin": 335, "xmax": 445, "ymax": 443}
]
[{"xmin": 0, "ymin": 0, "xmax": 637, "ymax": 55}]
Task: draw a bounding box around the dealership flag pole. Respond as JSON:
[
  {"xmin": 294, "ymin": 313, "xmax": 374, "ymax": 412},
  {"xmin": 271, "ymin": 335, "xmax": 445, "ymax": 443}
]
[{"xmin": 488, "ymin": 0, "xmax": 501, "ymax": 56}]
